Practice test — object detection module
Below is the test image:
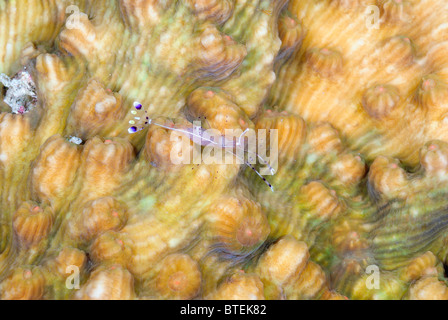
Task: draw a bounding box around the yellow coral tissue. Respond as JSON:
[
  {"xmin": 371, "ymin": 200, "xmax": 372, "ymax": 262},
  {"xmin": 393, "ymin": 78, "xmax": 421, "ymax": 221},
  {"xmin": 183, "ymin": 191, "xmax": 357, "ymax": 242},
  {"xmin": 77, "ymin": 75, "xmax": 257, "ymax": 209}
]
[{"xmin": 0, "ymin": 0, "xmax": 448, "ymax": 303}]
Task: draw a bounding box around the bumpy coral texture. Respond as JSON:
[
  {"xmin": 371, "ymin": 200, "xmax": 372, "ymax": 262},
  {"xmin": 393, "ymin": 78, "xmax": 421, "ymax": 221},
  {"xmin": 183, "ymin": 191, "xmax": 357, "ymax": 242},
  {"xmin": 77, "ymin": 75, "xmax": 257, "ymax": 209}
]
[
  {"xmin": 1, "ymin": 0, "xmax": 448, "ymax": 301},
  {"xmin": 271, "ymin": 0, "xmax": 448, "ymax": 166}
]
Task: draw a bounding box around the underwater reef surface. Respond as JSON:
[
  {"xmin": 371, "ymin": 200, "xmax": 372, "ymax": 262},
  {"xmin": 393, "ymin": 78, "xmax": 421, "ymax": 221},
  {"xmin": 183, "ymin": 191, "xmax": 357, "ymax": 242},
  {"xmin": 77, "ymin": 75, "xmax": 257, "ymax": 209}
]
[{"xmin": 0, "ymin": 0, "xmax": 448, "ymax": 300}]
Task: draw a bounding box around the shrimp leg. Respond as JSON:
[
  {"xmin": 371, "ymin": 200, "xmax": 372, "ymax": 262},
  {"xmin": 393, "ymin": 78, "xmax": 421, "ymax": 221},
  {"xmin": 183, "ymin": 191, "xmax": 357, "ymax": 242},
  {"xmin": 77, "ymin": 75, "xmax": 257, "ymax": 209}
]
[
  {"xmin": 235, "ymin": 128, "xmax": 276, "ymax": 175},
  {"xmin": 225, "ymin": 148, "xmax": 274, "ymax": 192}
]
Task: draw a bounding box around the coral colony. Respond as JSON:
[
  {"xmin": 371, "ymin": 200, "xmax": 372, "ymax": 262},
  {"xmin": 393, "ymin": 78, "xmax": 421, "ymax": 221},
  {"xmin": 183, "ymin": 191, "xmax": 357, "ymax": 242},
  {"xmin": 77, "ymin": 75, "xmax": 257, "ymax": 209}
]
[{"xmin": 0, "ymin": 0, "xmax": 448, "ymax": 300}]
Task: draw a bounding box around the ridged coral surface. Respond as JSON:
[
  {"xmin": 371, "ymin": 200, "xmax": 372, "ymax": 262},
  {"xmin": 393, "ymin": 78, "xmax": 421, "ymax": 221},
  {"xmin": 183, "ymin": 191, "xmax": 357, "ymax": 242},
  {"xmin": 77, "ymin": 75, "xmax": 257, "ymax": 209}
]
[{"xmin": 0, "ymin": 0, "xmax": 448, "ymax": 300}]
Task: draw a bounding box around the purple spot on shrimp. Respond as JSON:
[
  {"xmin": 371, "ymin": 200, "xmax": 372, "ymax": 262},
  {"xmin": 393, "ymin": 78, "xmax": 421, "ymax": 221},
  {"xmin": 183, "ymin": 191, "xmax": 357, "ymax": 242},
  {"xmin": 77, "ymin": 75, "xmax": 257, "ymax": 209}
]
[
  {"xmin": 133, "ymin": 101, "xmax": 142, "ymax": 110},
  {"xmin": 128, "ymin": 126, "xmax": 137, "ymax": 134}
]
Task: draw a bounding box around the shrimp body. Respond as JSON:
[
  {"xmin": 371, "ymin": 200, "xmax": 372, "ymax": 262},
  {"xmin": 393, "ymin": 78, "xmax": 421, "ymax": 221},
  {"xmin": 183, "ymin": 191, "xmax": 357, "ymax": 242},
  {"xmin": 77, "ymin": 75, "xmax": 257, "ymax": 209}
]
[{"xmin": 128, "ymin": 102, "xmax": 275, "ymax": 191}]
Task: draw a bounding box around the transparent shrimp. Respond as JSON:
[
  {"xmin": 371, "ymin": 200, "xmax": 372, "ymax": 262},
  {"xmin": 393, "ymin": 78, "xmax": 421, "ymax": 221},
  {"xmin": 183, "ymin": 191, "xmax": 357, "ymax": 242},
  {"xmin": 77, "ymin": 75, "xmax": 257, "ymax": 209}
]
[{"xmin": 128, "ymin": 102, "xmax": 274, "ymax": 191}]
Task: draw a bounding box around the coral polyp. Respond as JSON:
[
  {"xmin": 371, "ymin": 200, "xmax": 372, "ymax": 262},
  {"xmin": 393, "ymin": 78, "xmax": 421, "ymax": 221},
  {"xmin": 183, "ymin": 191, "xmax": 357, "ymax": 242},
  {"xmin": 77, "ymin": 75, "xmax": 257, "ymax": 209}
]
[{"xmin": 1, "ymin": 0, "xmax": 448, "ymax": 301}]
